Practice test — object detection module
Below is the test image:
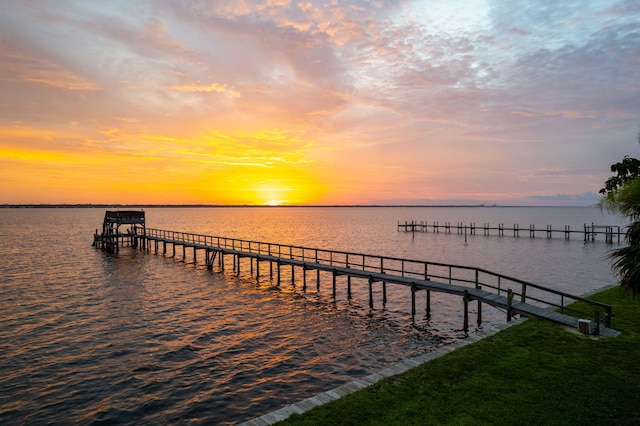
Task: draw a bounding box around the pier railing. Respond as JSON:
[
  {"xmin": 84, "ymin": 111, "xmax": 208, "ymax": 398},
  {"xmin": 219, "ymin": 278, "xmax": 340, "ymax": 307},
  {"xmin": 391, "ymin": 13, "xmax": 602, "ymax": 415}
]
[{"xmin": 142, "ymin": 227, "xmax": 612, "ymax": 326}]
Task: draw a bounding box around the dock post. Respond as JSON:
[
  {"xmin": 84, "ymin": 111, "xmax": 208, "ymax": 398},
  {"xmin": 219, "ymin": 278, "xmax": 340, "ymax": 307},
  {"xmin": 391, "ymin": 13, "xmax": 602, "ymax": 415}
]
[
  {"xmin": 256, "ymin": 257, "xmax": 260, "ymax": 280},
  {"xmin": 316, "ymin": 270, "xmax": 320, "ymax": 292},
  {"xmin": 207, "ymin": 251, "xmax": 216, "ymax": 271},
  {"xmin": 346, "ymin": 256, "xmax": 351, "ymax": 297},
  {"xmin": 383, "ymin": 281, "xmax": 387, "ymax": 304},
  {"xmin": 291, "ymin": 264, "xmax": 295, "ymax": 284},
  {"xmin": 277, "ymin": 261, "xmax": 281, "ymax": 286},
  {"xmin": 411, "ymin": 284, "xmax": 416, "ymax": 319},
  {"xmin": 332, "ymin": 269, "xmax": 337, "ymax": 298},
  {"xmin": 368, "ymin": 276, "xmax": 374, "ymax": 309},
  {"xmin": 303, "ymin": 266, "xmax": 307, "ymax": 291},
  {"xmin": 463, "ymin": 290, "xmax": 469, "ymax": 334},
  {"xmin": 507, "ymin": 289, "xmax": 514, "ymax": 322},
  {"xmin": 477, "ymin": 286, "xmax": 482, "ymax": 327},
  {"xmin": 426, "ymin": 290, "xmax": 431, "ymax": 318}
]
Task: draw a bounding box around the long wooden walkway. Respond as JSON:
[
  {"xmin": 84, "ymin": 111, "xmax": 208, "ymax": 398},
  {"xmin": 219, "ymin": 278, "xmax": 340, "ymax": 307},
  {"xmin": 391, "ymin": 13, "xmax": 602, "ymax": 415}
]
[
  {"xmin": 398, "ymin": 220, "xmax": 624, "ymax": 243},
  {"xmin": 96, "ymin": 227, "xmax": 616, "ymax": 336}
]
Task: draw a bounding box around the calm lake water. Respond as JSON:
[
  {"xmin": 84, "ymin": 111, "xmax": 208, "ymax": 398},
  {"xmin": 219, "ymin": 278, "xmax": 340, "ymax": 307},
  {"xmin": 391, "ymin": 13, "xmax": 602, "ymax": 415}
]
[{"xmin": 0, "ymin": 206, "xmax": 626, "ymax": 424}]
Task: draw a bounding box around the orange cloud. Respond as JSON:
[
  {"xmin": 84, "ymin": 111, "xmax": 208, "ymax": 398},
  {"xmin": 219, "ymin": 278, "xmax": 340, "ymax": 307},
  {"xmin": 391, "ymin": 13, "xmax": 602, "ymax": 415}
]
[{"xmin": 167, "ymin": 82, "xmax": 241, "ymax": 97}]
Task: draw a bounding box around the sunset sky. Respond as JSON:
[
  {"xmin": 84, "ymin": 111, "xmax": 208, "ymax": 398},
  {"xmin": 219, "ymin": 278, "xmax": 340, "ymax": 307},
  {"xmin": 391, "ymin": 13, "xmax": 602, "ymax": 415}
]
[{"xmin": 1, "ymin": 0, "xmax": 639, "ymax": 206}]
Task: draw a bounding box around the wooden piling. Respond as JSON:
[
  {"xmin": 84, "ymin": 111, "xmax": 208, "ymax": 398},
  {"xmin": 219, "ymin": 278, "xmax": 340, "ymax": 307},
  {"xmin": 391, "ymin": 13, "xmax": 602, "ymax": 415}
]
[
  {"xmin": 256, "ymin": 257, "xmax": 260, "ymax": 280},
  {"xmin": 303, "ymin": 266, "xmax": 307, "ymax": 291},
  {"xmin": 477, "ymin": 286, "xmax": 482, "ymax": 327},
  {"xmin": 277, "ymin": 261, "xmax": 281, "ymax": 286},
  {"xmin": 507, "ymin": 289, "xmax": 514, "ymax": 322},
  {"xmin": 332, "ymin": 268, "xmax": 337, "ymax": 298},
  {"xmin": 463, "ymin": 290, "xmax": 469, "ymax": 334},
  {"xmin": 411, "ymin": 284, "xmax": 416, "ymax": 319},
  {"xmin": 426, "ymin": 289, "xmax": 431, "ymax": 318}
]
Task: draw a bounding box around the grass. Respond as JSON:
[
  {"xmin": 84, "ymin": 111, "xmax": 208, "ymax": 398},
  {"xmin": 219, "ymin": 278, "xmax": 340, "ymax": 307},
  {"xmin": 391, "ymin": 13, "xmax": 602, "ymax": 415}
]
[{"xmin": 279, "ymin": 286, "xmax": 640, "ymax": 425}]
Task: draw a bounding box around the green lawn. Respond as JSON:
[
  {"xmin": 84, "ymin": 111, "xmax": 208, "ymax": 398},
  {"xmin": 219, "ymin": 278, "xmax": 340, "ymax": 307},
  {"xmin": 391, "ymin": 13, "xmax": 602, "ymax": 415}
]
[{"xmin": 280, "ymin": 286, "xmax": 640, "ymax": 425}]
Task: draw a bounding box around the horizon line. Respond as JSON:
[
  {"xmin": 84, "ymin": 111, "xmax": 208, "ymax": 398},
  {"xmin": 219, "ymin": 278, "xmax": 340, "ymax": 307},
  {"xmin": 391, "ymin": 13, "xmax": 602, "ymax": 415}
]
[{"xmin": 1, "ymin": 203, "xmax": 598, "ymax": 209}]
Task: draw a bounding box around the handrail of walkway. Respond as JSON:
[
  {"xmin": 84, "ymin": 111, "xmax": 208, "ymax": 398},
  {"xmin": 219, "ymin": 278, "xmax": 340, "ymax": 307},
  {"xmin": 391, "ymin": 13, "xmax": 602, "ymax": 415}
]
[{"xmin": 141, "ymin": 227, "xmax": 612, "ymax": 327}]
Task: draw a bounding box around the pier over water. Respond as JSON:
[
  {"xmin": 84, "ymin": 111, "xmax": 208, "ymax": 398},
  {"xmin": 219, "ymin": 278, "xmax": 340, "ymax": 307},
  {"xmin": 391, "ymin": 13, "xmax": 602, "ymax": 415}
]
[
  {"xmin": 93, "ymin": 214, "xmax": 616, "ymax": 337},
  {"xmin": 92, "ymin": 210, "xmax": 145, "ymax": 252},
  {"xmin": 398, "ymin": 220, "xmax": 625, "ymax": 243}
]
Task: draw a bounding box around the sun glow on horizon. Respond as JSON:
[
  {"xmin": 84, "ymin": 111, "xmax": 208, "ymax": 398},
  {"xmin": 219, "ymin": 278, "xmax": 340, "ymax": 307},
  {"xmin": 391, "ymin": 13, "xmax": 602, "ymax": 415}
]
[
  {"xmin": 253, "ymin": 184, "xmax": 296, "ymax": 206},
  {"xmin": 1, "ymin": 1, "xmax": 636, "ymax": 206}
]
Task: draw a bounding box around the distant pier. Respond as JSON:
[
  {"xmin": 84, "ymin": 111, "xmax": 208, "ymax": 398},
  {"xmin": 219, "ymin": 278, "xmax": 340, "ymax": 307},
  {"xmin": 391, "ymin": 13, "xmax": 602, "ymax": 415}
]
[
  {"xmin": 398, "ymin": 221, "xmax": 624, "ymax": 243},
  {"xmin": 92, "ymin": 217, "xmax": 615, "ymax": 336}
]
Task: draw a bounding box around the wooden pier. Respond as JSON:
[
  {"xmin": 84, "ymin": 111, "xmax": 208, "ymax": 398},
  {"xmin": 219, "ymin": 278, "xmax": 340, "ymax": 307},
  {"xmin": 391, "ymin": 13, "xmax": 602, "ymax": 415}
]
[
  {"xmin": 398, "ymin": 220, "xmax": 624, "ymax": 243},
  {"xmin": 93, "ymin": 224, "xmax": 615, "ymax": 336}
]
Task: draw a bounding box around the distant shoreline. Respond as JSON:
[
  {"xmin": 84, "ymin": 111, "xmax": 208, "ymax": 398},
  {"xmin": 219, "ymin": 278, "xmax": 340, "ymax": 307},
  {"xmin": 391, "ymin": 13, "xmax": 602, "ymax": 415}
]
[{"xmin": 1, "ymin": 204, "xmax": 595, "ymax": 209}]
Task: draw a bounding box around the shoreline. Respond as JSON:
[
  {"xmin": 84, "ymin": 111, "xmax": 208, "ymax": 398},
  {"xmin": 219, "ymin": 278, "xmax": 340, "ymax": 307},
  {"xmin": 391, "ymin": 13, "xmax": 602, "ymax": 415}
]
[
  {"xmin": 240, "ymin": 283, "xmax": 620, "ymax": 425},
  {"xmin": 239, "ymin": 318, "xmax": 526, "ymax": 426}
]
